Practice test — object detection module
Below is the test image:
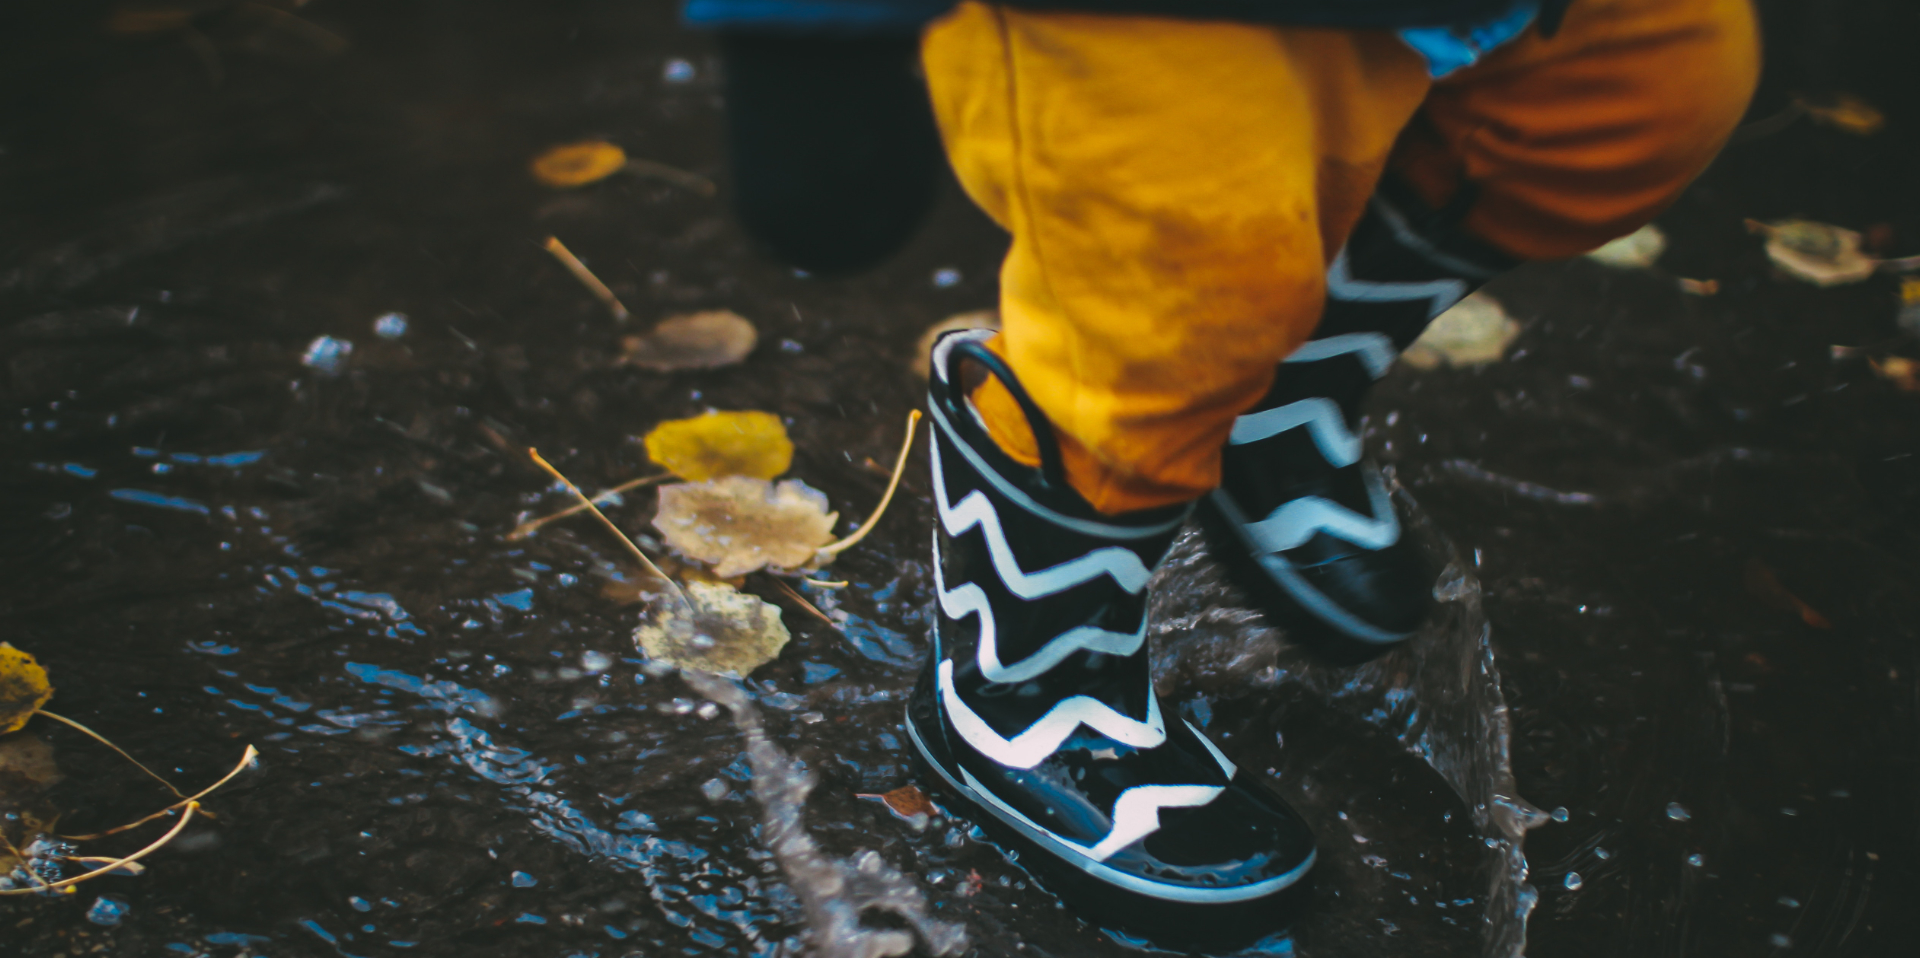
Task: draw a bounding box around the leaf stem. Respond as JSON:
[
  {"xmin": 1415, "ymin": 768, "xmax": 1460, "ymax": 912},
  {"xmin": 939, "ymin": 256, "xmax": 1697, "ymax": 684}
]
[
  {"xmin": 818, "ymin": 410, "xmax": 921, "ymax": 558},
  {"xmin": 59, "ymin": 745, "xmax": 259, "ymax": 842},
  {"xmin": 528, "ymin": 448, "xmax": 694, "ymax": 615},
  {"xmin": 0, "ymin": 803, "xmax": 200, "ymax": 895},
  {"xmin": 508, "ymin": 472, "xmax": 672, "ymax": 540},
  {"xmin": 543, "ymin": 236, "xmax": 630, "ymax": 322},
  {"xmin": 37, "ymin": 709, "xmax": 185, "ymax": 798}
]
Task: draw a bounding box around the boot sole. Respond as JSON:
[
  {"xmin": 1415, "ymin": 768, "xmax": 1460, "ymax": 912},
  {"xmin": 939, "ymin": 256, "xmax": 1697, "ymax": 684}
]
[
  {"xmin": 903, "ymin": 681, "xmax": 1312, "ymax": 951},
  {"xmin": 1196, "ymin": 492, "xmax": 1419, "ymax": 665}
]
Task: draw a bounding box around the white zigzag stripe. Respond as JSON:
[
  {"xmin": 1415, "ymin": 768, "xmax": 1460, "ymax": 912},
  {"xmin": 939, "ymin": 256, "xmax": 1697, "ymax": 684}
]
[
  {"xmin": 1326, "ymin": 247, "xmax": 1469, "ymax": 320},
  {"xmin": 1085, "ymin": 784, "xmax": 1226, "ymax": 861},
  {"xmin": 932, "ymin": 439, "xmax": 1153, "ymax": 597},
  {"xmin": 1245, "ymin": 464, "xmax": 1401, "ymax": 554},
  {"xmin": 934, "ymin": 538, "xmax": 1146, "ymax": 684},
  {"xmin": 1283, "ymin": 331, "xmax": 1397, "ymax": 379},
  {"xmin": 1228, "ymin": 397, "xmax": 1361, "ymax": 467},
  {"xmin": 939, "ymin": 658, "xmax": 1166, "ymax": 769}
]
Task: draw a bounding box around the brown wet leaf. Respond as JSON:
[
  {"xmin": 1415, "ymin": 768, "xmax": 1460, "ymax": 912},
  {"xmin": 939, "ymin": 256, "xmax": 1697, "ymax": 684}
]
[
  {"xmin": 1401, "ymin": 292, "xmax": 1522, "ymax": 369},
  {"xmin": 1797, "ymin": 93, "xmax": 1885, "ymax": 136},
  {"xmin": 1747, "ymin": 219, "xmax": 1879, "ymax": 287},
  {"xmin": 1586, "ymin": 224, "xmax": 1667, "ymax": 268},
  {"xmin": 654, "ymin": 477, "xmax": 838, "ymax": 578},
  {"xmin": 0, "ymin": 643, "xmax": 53, "ymax": 735},
  {"xmin": 1869, "ymin": 355, "xmax": 1920, "ymax": 393},
  {"xmin": 1744, "ymin": 558, "xmax": 1833, "ymax": 629},
  {"xmin": 858, "ymin": 784, "xmax": 937, "ymax": 823},
  {"xmin": 632, "ymin": 581, "xmax": 791, "ymax": 676},
  {"xmin": 620, "ymin": 310, "xmax": 757, "ymax": 372},
  {"xmin": 911, "ymin": 310, "xmax": 999, "ymax": 378},
  {"xmin": 644, "ymin": 410, "xmax": 793, "ymax": 482},
  {"xmin": 531, "ymin": 140, "xmax": 629, "ymax": 188}
]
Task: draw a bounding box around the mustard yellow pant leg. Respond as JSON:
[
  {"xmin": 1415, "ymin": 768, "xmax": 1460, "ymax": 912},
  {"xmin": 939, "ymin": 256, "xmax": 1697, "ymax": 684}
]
[
  {"xmin": 922, "ymin": 0, "xmax": 1759, "ymax": 514},
  {"xmin": 923, "ymin": 2, "xmax": 1429, "ymax": 513}
]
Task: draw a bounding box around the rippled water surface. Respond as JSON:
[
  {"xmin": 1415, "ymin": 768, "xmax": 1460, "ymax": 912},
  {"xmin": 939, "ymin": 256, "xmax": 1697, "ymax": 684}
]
[{"xmin": 3, "ymin": 2, "xmax": 1917, "ymax": 956}]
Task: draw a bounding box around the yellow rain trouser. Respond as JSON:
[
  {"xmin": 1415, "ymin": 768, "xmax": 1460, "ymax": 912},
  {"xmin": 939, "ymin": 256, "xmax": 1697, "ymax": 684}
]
[{"xmin": 922, "ymin": 0, "xmax": 1759, "ymax": 513}]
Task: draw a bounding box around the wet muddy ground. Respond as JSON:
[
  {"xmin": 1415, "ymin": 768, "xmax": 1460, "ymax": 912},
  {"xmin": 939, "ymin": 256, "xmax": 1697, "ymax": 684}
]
[{"xmin": 1, "ymin": 1, "xmax": 1916, "ymax": 956}]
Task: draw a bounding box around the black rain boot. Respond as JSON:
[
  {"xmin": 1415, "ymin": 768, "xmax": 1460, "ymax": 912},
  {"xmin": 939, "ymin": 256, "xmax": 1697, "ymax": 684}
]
[
  {"xmin": 1201, "ymin": 180, "xmax": 1519, "ymax": 662},
  {"xmin": 906, "ymin": 329, "xmax": 1315, "ymax": 950}
]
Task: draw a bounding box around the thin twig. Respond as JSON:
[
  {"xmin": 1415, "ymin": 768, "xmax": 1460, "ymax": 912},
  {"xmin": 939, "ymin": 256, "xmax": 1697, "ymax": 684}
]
[
  {"xmin": 543, "ymin": 236, "xmax": 630, "ymax": 322},
  {"xmin": 818, "ymin": 410, "xmax": 921, "ymax": 558},
  {"xmin": 0, "ymin": 803, "xmax": 200, "ymax": 896},
  {"xmin": 528, "ymin": 448, "xmax": 693, "ymax": 615},
  {"xmin": 38, "ymin": 710, "xmax": 185, "ymax": 799},
  {"xmin": 625, "ymin": 158, "xmax": 717, "ymax": 197},
  {"xmin": 508, "ymin": 472, "xmax": 673, "ymax": 540},
  {"xmin": 0, "ymin": 832, "xmax": 51, "ymax": 892},
  {"xmin": 59, "ymin": 745, "xmax": 259, "ymax": 842},
  {"xmin": 766, "ymin": 576, "xmax": 834, "ymax": 626}
]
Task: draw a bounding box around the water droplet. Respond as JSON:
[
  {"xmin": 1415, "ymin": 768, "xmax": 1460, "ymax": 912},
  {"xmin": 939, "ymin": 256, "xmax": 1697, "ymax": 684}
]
[
  {"xmin": 1687, "ymin": 853, "xmax": 1705, "ymax": 867},
  {"xmin": 1769, "ymin": 933, "xmax": 1791, "ymax": 949},
  {"xmin": 1551, "ymin": 806, "xmax": 1570, "ymax": 822},
  {"xmin": 663, "ymin": 58, "xmax": 695, "ymax": 83},
  {"xmin": 1563, "ymin": 872, "xmax": 1583, "ymax": 891},
  {"xmin": 1595, "ymin": 847, "xmax": 1612, "ymax": 860},
  {"xmin": 87, "ymin": 895, "xmax": 130, "ymax": 926},
  {"xmin": 932, "ymin": 267, "xmax": 962, "ymax": 288},
  {"xmin": 1666, "ymin": 802, "xmax": 1691, "ymax": 821},
  {"xmin": 301, "ymin": 335, "xmax": 353, "ymax": 376},
  {"xmin": 372, "ymin": 312, "xmax": 409, "ymax": 339},
  {"xmin": 1777, "ymin": 896, "xmax": 1800, "ymax": 908}
]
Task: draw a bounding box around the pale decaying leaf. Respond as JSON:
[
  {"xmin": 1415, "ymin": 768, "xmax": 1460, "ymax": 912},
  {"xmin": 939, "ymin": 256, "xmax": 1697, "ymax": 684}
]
[
  {"xmin": 1586, "ymin": 224, "xmax": 1667, "ymax": 269},
  {"xmin": 911, "ymin": 310, "xmax": 999, "ymax": 378},
  {"xmin": 531, "ymin": 140, "xmax": 629, "ymax": 188},
  {"xmin": 1748, "ymin": 219, "xmax": 1879, "ymax": 287},
  {"xmin": 633, "ymin": 581, "xmax": 791, "ymax": 676},
  {"xmin": 0, "ymin": 643, "xmax": 53, "ymax": 735},
  {"xmin": 621, "ymin": 310, "xmax": 758, "ymax": 372},
  {"xmin": 1870, "ymin": 356, "xmax": 1920, "ymax": 393},
  {"xmin": 654, "ymin": 477, "xmax": 838, "ymax": 578},
  {"xmin": 644, "ymin": 410, "xmax": 793, "ymax": 482},
  {"xmin": 1402, "ymin": 292, "xmax": 1523, "ymax": 369}
]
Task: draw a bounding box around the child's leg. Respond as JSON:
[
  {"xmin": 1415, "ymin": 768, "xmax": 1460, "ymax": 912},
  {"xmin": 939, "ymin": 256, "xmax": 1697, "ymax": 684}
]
[
  {"xmin": 921, "ymin": 2, "xmax": 1434, "ymax": 515},
  {"xmin": 1395, "ymin": 0, "xmax": 1761, "ymax": 259}
]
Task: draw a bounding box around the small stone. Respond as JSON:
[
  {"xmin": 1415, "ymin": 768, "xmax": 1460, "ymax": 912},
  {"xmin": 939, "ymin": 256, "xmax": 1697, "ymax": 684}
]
[
  {"xmin": 701, "ymin": 778, "xmax": 729, "ymax": 801},
  {"xmin": 512, "ymin": 871, "xmax": 538, "ymax": 888},
  {"xmin": 1666, "ymin": 802, "xmax": 1691, "ymax": 822},
  {"xmin": 86, "ymin": 896, "xmax": 130, "ymax": 927}
]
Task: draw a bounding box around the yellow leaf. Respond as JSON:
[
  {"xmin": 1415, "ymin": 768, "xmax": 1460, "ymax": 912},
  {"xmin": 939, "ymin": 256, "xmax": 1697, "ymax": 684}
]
[
  {"xmin": 531, "ymin": 140, "xmax": 628, "ymax": 188},
  {"xmin": 911, "ymin": 310, "xmax": 1000, "ymax": 378},
  {"xmin": 1899, "ymin": 277, "xmax": 1920, "ymax": 306},
  {"xmin": 632, "ymin": 581, "xmax": 791, "ymax": 676},
  {"xmin": 1798, "ymin": 94, "xmax": 1885, "ymax": 136},
  {"xmin": 644, "ymin": 410, "xmax": 793, "ymax": 482},
  {"xmin": 0, "ymin": 643, "xmax": 53, "ymax": 735},
  {"xmin": 654, "ymin": 477, "xmax": 837, "ymax": 577},
  {"xmin": 619, "ymin": 310, "xmax": 757, "ymax": 371}
]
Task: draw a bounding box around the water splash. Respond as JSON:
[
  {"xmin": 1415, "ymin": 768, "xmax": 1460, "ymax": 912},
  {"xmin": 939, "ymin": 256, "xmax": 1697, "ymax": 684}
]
[
  {"xmin": 1147, "ymin": 481, "xmax": 1546, "ymax": 958},
  {"xmin": 681, "ymin": 670, "xmax": 967, "ymax": 958}
]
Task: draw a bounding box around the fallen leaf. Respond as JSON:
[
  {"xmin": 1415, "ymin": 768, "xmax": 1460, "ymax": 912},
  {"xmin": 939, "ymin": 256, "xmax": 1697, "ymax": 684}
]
[
  {"xmin": 1899, "ymin": 278, "xmax": 1920, "ymax": 337},
  {"xmin": 1796, "ymin": 93, "xmax": 1885, "ymax": 136},
  {"xmin": 1869, "ymin": 355, "xmax": 1920, "ymax": 393},
  {"xmin": 912, "ymin": 310, "xmax": 999, "ymax": 378},
  {"xmin": 858, "ymin": 784, "xmax": 938, "ymax": 822},
  {"xmin": 1401, "ymin": 292, "xmax": 1522, "ymax": 369},
  {"xmin": 620, "ymin": 310, "xmax": 758, "ymax": 372},
  {"xmin": 1744, "ymin": 558, "xmax": 1833, "ymax": 629},
  {"xmin": 654, "ymin": 477, "xmax": 838, "ymax": 578},
  {"xmin": 1586, "ymin": 224, "xmax": 1667, "ymax": 268},
  {"xmin": 0, "ymin": 643, "xmax": 53, "ymax": 735},
  {"xmin": 531, "ymin": 140, "xmax": 629, "ymax": 188},
  {"xmin": 644, "ymin": 410, "xmax": 793, "ymax": 482},
  {"xmin": 1747, "ymin": 219, "xmax": 1879, "ymax": 287},
  {"xmin": 632, "ymin": 581, "xmax": 791, "ymax": 676}
]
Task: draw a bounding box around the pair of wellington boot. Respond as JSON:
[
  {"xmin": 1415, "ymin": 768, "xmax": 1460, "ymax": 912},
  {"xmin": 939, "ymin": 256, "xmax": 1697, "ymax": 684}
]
[{"xmin": 904, "ymin": 187, "xmax": 1518, "ymax": 950}]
